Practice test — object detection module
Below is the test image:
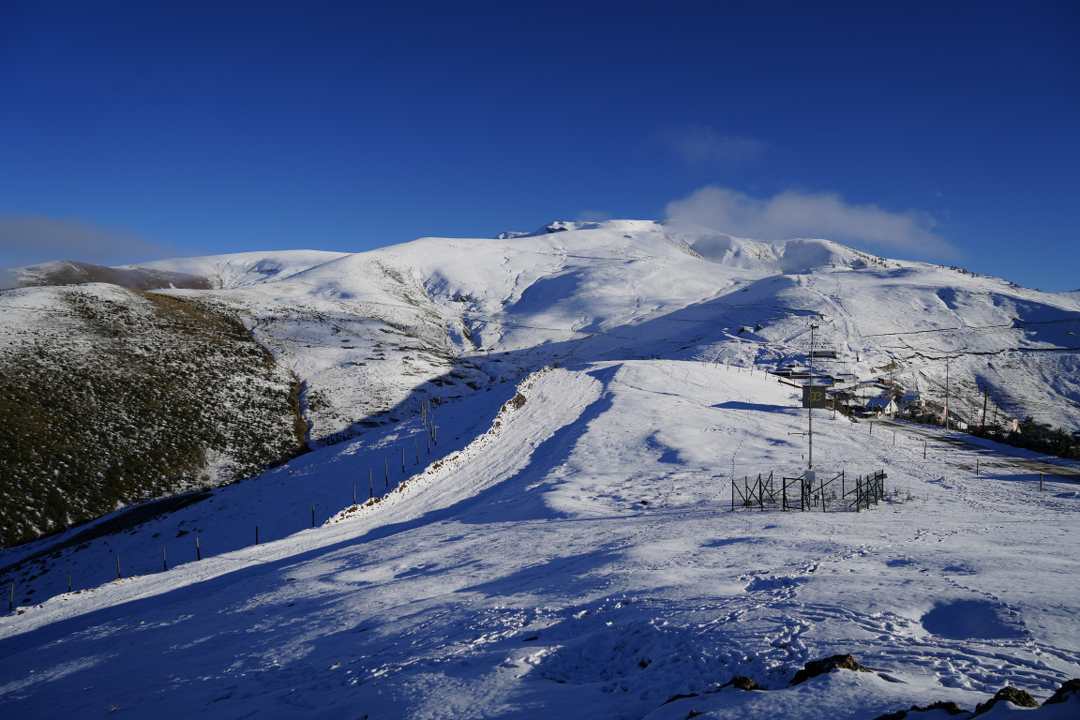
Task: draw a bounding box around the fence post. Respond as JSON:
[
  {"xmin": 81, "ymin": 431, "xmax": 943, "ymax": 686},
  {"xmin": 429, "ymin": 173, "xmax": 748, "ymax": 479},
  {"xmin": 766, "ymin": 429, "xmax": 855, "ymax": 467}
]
[
  {"xmin": 116, "ymin": 554, "xmax": 122, "ymax": 580},
  {"xmin": 402, "ymin": 448, "xmax": 405, "ymax": 473},
  {"xmin": 369, "ymin": 469, "xmax": 373, "ymax": 498},
  {"xmin": 68, "ymin": 569, "xmax": 72, "ymax": 593},
  {"xmin": 163, "ymin": 547, "xmax": 167, "ymax": 572},
  {"xmin": 1040, "ymin": 473, "xmax": 1044, "ymax": 491},
  {"xmin": 782, "ymin": 479, "xmax": 787, "ymax": 511},
  {"xmin": 415, "ymin": 438, "xmax": 419, "ymax": 464},
  {"xmin": 311, "ymin": 502, "xmax": 315, "ymax": 528},
  {"xmin": 385, "ymin": 458, "xmax": 388, "ymax": 486},
  {"xmin": 196, "ymin": 537, "xmax": 201, "ymax": 561},
  {"xmin": 353, "ymin": 484, "xmax": 356, "ymax": 505}
]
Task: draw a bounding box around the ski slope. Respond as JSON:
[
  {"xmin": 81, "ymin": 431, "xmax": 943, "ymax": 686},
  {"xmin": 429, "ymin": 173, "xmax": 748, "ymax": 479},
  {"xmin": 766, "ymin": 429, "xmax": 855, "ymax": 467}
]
[{"xmin": 2, "ymin": 361, "xmax": 1078, "ymax": 718}]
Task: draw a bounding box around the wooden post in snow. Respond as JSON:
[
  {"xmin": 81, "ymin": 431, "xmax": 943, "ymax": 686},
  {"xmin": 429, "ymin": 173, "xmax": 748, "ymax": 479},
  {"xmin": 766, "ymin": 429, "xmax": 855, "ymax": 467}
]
[
  {"xmin": 116, "ymin": 554, "xmax": 122, "ymax": 580},
  {"xmin": 311, "ymin": 502, "xmax": 315, "ymax": 528},
  {"xmin": 163, "ymin": 547, "xmax": 167, "ymax": 572},
  {"xmin": 196, "ymin": 537, "xmax": 201, "ymax": 561},
  {"xmin": 255, "ymin": 526, "xmax": 259, "ymax": 546},
  {"xmin": 415, "ymin": 438, "xmax": 419, "ymax": 464},
  {"xmin": 68, "ymin": 569, "xmax": 72, "ymax": 593},
  {"xmin": 369, "ymin": 469, "xmax": 373, "ymax": 498},
  {"xmin": 1040, "ymin": 473, "xmax": 1044, "ymax": 491},
  {"xmin": 401, "ymin": 448, "xmax": 405, "ymax": 473},
  {"xmin": 384, "ymin": 458, "xmax": 388, "ymax": 486}
]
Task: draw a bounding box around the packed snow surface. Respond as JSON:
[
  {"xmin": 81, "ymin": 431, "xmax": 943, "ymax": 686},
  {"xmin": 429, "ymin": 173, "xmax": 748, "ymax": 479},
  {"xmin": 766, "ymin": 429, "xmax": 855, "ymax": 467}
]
[
  {"xmin": 2, "ymin": 220, "xmax": 1079, "ymax": 718},
  {"xmin": 2, "ymin": 361, "xmax": 1079, "ymax": 718}
]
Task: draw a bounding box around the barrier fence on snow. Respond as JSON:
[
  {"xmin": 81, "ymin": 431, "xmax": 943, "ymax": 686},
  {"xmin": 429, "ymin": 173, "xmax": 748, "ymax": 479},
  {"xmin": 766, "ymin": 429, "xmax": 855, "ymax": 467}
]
[{"xmin": 731, "ymin": 469, "xmax": 887, "ymax": 512}]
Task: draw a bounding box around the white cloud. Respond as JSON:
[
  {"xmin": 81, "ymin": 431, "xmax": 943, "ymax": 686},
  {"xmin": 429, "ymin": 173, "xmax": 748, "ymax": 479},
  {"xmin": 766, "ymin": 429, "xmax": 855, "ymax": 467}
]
[
  {"xmin": 654, "ymin": 124, "xmax": 770, "ymax": 166},
  {"xmin": 575, "ymin": 209, "xmax": 612, "ymax": 223},
  {"xmin": 0, "ymin": 214, "xmax": 178, "ymax": 270},
  {"xmin": 666, "ymin": 186, "xmax": 956, "ymax": 257}
]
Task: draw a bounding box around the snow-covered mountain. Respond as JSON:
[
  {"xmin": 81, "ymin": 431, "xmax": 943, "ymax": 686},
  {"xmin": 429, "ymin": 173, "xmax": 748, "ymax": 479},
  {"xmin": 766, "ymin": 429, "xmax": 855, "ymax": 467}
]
[
  {"xmin": 128, "ymin": 218, "xmax": 1080, "ymax": 438},
  {"xmin": 1, "ymin": 220, "xmax": 1078, "ymax": 719}
]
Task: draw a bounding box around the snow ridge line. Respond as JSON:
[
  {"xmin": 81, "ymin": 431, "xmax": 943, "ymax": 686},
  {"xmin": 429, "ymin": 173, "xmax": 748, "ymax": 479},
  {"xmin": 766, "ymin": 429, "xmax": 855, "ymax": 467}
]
[{"xmin": 324, "ymin": 366, "xmax": 555, "ymax": 525}]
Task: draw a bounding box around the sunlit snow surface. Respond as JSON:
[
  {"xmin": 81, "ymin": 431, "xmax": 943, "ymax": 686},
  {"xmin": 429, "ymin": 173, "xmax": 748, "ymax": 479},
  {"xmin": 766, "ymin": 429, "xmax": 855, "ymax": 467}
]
[
  {"xmin": 2, "ymin": 362, "xmax": 1079, "ymax": 718},
  {"xmin": 2, "ymin": 220, "xmax": 1080, "ymax": 718},
  {"xmin": 112, "ymin": 220, "xmax": 1080, "ymax": 440}
]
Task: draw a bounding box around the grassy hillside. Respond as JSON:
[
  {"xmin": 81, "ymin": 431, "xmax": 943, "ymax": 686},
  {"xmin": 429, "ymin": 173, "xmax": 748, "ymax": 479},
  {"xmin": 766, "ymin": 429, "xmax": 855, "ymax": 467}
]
[{"xmin": 0, "ymin": 285, "xmax": 307, "ymax": 548}]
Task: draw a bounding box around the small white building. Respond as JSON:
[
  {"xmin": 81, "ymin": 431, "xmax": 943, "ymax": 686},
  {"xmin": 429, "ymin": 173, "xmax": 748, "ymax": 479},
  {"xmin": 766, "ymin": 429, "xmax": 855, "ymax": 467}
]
[{"xmin": 865, "ymin": 397, "xmax": 898, "ymax": 419}]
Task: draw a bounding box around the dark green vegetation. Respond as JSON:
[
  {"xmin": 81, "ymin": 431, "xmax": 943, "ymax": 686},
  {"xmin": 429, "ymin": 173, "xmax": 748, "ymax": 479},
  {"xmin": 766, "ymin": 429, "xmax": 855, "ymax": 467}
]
[
  {"xmin": 908, "ymin": 405, "xmax": 1080, "ymax": 461},
  {"xmin": 0, "ymin": 286, "xmax": 308, "ymax": 549},
  {"xmin": 971, "ymin": 418, "xmax": 1080, "ymax": 461}
]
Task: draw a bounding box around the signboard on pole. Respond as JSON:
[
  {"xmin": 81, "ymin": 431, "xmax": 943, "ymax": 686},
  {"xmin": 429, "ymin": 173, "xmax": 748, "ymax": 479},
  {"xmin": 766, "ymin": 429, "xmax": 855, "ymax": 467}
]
[{"xmin": 802, "ymin": 385, "xmax": 827, "ymax": 409}]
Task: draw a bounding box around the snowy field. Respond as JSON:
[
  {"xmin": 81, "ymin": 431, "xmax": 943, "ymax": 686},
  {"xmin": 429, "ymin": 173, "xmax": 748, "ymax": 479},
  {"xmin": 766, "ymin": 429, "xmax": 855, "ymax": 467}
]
[{"xmin": 2, "ymin": 360, "xmax": 1078, "ymax": 718}]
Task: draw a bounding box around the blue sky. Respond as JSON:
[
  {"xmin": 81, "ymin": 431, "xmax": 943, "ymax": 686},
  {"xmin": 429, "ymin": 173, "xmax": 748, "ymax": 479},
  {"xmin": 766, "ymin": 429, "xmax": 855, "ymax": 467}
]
[{"xmin": 1, "ymin": 1, "xmax": 1077, "ymax": 291}]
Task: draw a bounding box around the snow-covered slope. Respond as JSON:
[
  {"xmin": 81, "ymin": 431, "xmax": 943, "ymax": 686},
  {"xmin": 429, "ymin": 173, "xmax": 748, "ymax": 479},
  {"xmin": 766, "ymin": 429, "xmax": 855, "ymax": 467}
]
[
  {"xmin": 2, "ymin": 220, "xmax": 1079, "ymax": 719},
  {"xmin": 0, "ymin": 283, "xmax": 307, "ymax": 547},
  {"xmin": 114, "ymin": 219, "xmax": 1078, "ymax": 441},
  {"xmin": 1, "ymin": 361, "xmax": 1078, "ymax": 718}
]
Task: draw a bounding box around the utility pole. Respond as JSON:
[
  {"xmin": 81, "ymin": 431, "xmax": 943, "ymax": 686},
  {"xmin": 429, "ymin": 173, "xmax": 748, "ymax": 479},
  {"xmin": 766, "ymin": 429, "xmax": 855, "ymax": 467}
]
[
  {"xmin": 809, "ymin": 321, "xmax": 818, "ymax": 472},
  {"xmin": 981, "ymin": 385, "xmax": 989, "ymax": 431},
  {"xmin": 945, "ymin": 361, "xmax": 950, "ymax": 431}
]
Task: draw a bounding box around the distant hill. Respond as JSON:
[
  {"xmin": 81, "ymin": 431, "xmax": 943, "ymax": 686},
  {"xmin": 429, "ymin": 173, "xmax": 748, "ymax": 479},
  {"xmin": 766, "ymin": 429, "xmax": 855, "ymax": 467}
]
[{"xmin": 13, "ymin": 259, "xmax": 215, "ymax": 290}]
